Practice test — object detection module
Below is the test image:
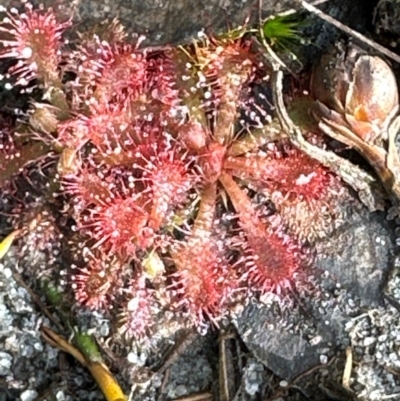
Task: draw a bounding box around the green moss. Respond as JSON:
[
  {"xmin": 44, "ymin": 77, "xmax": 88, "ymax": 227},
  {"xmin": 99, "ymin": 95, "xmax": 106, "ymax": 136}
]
[
  {"xmin": 262, "ymin": 14, "xmax": 304, "ymax": 49},
  {"xmin": 74, "ymin": 331, "xmax": 103, "ymax": 363},
  {"xmin": 41, "ymin": 280, "xmax": 63, "ymax": 306}
]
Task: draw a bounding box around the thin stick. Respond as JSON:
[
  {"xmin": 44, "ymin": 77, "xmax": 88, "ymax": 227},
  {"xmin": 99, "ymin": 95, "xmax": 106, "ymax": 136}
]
[
  {"xmin": 342, "ymin": 347, "xmax": 353, "ymax": 390},
  {"xmin": 263, "ymin": 357, "xmax": 336, "ymax": 401},
  {"xmin": 172, "ymin": 393, "xmax": 213, "ymax": 401},
  {"xmin": 277, "ymin": 0, "xmax": 331, "ymax": 17},
  {"xmin": 294, "ymin": 0, "xmax": 400, "ymax": 64}
]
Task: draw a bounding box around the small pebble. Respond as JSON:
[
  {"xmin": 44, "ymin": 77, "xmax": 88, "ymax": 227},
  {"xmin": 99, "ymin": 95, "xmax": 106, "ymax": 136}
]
[
  {"xmin": 56, "ymin": 390, "xmax": 66, "ymax": 401},
  {"xmin": 320, "ymin": 355, "xmax": 328, "ymax": 364},
  {"xmin": 20, "ymin": 390, "xmax": 38, "ymax": 401},
  {"xmin": 364, "ymin": 337, "xmax": 375, "ymax": 347},
  {"xmin": 0, "ymin": 351, "xmax": 12, "ymax": 375}
]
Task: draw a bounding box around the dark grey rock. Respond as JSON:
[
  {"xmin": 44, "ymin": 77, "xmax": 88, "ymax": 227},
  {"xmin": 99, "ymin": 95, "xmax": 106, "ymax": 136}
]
[
  {"xmin": 235, "ymin": 302, "xmax": 324, "ymax": 381},
  {"xmin": 235, "ymin": 206, "xmax": 396, "ymax": 382},
  {"xmin": 374, "ymin": 0, "xmax": 400, "ymax": 37},
  {"xmin": 1, "ymin": 0, "xmax": 296, "ymax": 46},
  {"xmin": 315, "ymin": 210, "xmax": 395, "ymax": 308}
]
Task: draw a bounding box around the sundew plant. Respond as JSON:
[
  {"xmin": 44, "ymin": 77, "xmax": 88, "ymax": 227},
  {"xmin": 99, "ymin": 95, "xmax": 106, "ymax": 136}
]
[{"xmin": 0, "ymin": 3, "xmax": 353, "ymax": 344}]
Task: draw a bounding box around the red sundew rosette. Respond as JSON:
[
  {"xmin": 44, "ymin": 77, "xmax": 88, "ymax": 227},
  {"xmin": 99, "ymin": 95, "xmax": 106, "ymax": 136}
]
[
  {"xmin": 60, "ymin": 165, "xmax": 115, "ymax": 216},
  {"xmin": 196, "ymin": 38, "xmax": 261, "ymax": 145},
  {"xmin": 223, "ymin": 144, "xmax": 351, "ymax": 242},
  {"xmin": 57, "ymin": 102, "xmax": 140, "ymax": 156},
  {"xmin": 71, "ymin": 252, "xmax": 124, "ymax": 311},
  {"xmin": 117, "ymin": 274, "xmax": 160, "ymax": 344},
  {"xmin": 0, "ymin": 4, "xmax": 70, "ymax": 87},
  {"xmin": 78, "ymin": 194, "xmax": 153, "ymax": 260},
  {"xmin": 57, "ymin": 92, "xmax": 186, "ymax": 169},
  {"xmin": 198, "ymin": 142, "xmax": 228, "ymax": 183},
  {"xmin": 59, "ymin": 123, "xmax": 195, "ymax": 259},
  {"xmin": 145, "ymin": 50, "xmax": 182, "ymax": 108},
  {"xmin": 141, "ymin": 149, "xmax": 196, "ymax": 230},
  {"xmin": 170, "ymin": 183, "xmax": 238, "ymax": 328},
  {"xmin": 175, "ymin": 119, "xmax": 209, "ymax": 152},
  {"xmin": 63, "ymin": 165, "xmax": 154, "ymax": 260},
  {"xmin": 56, "ymin": 103, "xmax": 153, "ymax": 169},
  {"xmin": 171, "ymin": 235, "xmax": 234, "ymax": 328},
  {"xmin": 67, "ymin": 39, "xmax": 148, "ymax": 104},
  {"xmin": 68, "ymin": 37, "xmax": 181, "ymax": 111},
  {"xmin": 219, "ymin": 172, "xmax": 303, "ymax": 294}
]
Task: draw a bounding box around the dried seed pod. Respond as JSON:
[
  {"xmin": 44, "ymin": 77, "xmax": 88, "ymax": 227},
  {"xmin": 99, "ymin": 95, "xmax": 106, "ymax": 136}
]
[
  {"xmin": 311, "ymin": 43, "xmax": 399, "ymax": 143},
  {"xmin": 311, "ymin": 43, "xmax": 400, "ymax": 206}
]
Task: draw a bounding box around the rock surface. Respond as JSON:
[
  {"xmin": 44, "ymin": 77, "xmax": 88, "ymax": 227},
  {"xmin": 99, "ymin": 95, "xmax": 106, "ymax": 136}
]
[{"xmin": 1, "ymin": 0, "xmax": 296, "ymax": 46}]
